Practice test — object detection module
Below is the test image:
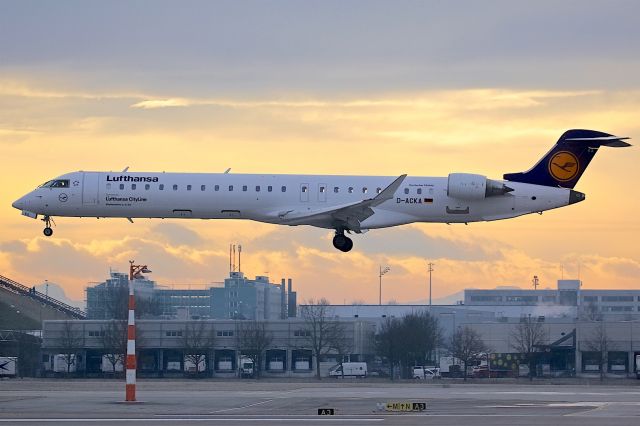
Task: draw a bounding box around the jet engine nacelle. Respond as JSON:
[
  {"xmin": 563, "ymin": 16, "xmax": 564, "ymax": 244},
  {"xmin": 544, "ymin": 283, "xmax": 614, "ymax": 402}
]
[{"xmin": 447, "ymin": 173, "xmax": 513, "ymax": 200}]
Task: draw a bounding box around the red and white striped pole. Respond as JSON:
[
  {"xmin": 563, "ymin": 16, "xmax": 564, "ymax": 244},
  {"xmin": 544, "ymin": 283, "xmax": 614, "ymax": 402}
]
[{"xmin": 125, "ymin": 277, "xmax": 136, "ymax": 402}]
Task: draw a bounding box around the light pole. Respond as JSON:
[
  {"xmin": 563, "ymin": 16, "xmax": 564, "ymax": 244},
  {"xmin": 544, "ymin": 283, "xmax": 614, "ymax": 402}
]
[
  {"xmin": 379, "ymin": 266, "xmax": 390, "ymax": 305},
  {"xmin": 427, "ymin": 262, "xmax": 434, "ymax": 307}
]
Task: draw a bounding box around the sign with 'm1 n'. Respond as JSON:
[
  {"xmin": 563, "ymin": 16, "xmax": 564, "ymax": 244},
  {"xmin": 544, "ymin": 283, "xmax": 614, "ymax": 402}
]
[{"xmin": 385, "ymin": 402, "xmax": 426, "ymax": 412}]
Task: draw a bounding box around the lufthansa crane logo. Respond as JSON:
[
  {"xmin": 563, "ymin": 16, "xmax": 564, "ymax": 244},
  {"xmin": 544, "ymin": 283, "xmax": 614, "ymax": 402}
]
[
  {"xmin": 549, "ymin": 151, "xmax": 579, "ymax": 182},
  {"xmin": 58, "ymin": 193, "xmax": 68, "ymax": 203}
]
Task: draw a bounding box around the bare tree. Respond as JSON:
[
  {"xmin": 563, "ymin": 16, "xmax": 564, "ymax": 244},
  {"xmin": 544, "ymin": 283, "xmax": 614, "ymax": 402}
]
[
  {"xmin": 398, "ymin": 311, "xmax": 441, "ymax": 375},
  {"xmin": 300, "ymin": 298, "xmax": 346, "ymax": 380},
  {"xmin": 448, "ymin": 326, "xmax": 489, "ymax": 381},
  {"xmin": 59, "ymin": 321, "xmax": 83, "ymax": 375},
  {"xmin": 183, "ymin": 321, "xmax": 214, "ymax": 376},
  {"xmin": 510, "ymin": 316, "xmax": 547, "ymax": 381},
  {"xmin": 375, "ymin": 312, "xmax": 442, "ymax": 379},
  {"xmin": 375, "ymin": 317, "xmax": 403, "ymax": 380},
  {"xmin": 101, "ymin": 320, "xmax": 127, "ymax": 375},
  {"xmin": 236, "ymin": 320, "xmax": 273, "ymax": 378},
  {"xmin": 584, "ymin": 322, "xmax": 614, "ymax": 381}
]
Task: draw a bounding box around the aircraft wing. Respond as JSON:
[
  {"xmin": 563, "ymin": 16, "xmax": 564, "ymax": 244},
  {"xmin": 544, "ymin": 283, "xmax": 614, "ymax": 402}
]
[{"xmin": 278, "ymin": 174, "xmax": 407, "ymax": 231}]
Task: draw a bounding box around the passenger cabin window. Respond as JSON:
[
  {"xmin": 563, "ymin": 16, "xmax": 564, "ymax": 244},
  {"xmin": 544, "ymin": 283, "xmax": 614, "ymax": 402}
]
[
  {"xmin": 348, "ymin": 187, "xmax": 354, "ymax": 194},
  {"xmin": 145, "ymin": 184, "xmax": 150, "ymax": 190},
  {"xmin": 334, "ymin": 187, "xmax": 339, "ymax": 193},
  {"xmin": 301, "ymin": 186, "xmax": 308, "ymax": 193},
  {"xmin": 119, "ymin": 184, "xmax": 125, "ymax": 190},
  {"xmin": 404, "ymin": 188, "xmax": 409, "ymax": 194},
  {"xmin": 255, "ymin": 185, "xmax": 260, "ymax": 192},
  {"xmin": 242, "ymin": 185, "xmax": 247, "ymax": 192},
  {"xmin": 201, "ymin": 185, "xmax": 206, "ymax": 191},
  {"xmin": 362, "ymin": 187, "xmax": 368, "ymax": 194},
  {"xmin": 281, "ymin": 186, "xmax": 287, "ymax": 192},
  {"xmin": 320, "ymin": 186, "xmax": 326, "ymax": 193},
  {"xmin": 268, "ymin": 186, "xmax": 272, "ymax": 192},
  {"xmin": 131, "ymin": 184, "xmax": 136, "ymax": 190},
  {"xmin": 159, "ymin": 184, "xmax": 164, "ymax": 190},
  {"xmin": 187, "ymin": 185, "xmax": 192, "ymax": 191},
  {"xmin": 229, "ymin": 185, "xmax": 234, "ymax": 191},
  {"xmin": 214, "ymin": 185, "xmax": 220, "ymax": 191},
  {"xmin": 376, "ymin": 187, "xmax": 382, "ymax": 194},
  {"xmin": 173, "ymin": 184, "xmax": 178, "ymax": 191},
  {"xmin": 417, "ymin": 188, "xmax": 422, "ymax": 195}
]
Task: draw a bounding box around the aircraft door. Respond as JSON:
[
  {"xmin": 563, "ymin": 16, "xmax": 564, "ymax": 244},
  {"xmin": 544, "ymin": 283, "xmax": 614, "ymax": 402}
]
[
  {"xmin": 300, "ymin": 183, "xmax": 309, "ymax": 202},
  {"xmin": 318, "ymin": 183, "xmax": 327, "ymax": 202},
  {"xmin": 82, "ymin": 172, "xmax": 100, "ymax": 205}
]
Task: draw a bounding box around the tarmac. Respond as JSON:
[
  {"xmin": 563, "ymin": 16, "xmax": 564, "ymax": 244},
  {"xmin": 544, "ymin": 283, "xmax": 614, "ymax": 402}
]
[{"xmin": 1, "ymin": 378, "xmax": 640, "ymax": 425}]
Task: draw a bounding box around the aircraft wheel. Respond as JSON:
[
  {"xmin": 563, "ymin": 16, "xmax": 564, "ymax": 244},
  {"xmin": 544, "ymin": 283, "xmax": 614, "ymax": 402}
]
[
  {"xmin": 333, "ymin": 234, "xmax": 347, "ymax": 251},
  {"xmin": 43, "ymin": 227, "xmax": 53, "ymax": 237},
  {"xmin": 332, "ymin": 234, "xmax": 353, "ymax": 252}
]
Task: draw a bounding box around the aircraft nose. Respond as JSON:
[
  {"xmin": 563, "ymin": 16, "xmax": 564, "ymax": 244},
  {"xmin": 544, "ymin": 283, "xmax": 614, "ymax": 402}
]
[{"xmin": 12, "ymin": 195, "xmax": 27, "ymax": 210}]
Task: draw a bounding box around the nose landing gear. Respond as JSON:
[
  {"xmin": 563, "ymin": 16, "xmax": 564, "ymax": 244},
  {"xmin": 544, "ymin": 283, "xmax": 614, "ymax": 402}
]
[
  {"xmin": 332, "ymin": 230, "xmax": 353, "ymax": 252},
  {"xmin": 42, "ymin": 216, "xmax": 54, "ymax": 237}
]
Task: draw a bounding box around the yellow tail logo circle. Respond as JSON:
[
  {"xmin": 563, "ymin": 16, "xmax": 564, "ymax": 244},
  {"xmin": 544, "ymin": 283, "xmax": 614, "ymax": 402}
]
[{"xmin": 548, "ymin": 151, "xmax": 579, "ymax": 182}]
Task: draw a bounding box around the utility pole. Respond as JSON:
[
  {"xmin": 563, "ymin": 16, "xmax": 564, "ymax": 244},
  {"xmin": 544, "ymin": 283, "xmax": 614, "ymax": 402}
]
[
  {"xmin": 532, "ymin": 275, "xmax": 539, "ymax": 290},
  {"xmin": 379, "ymin": 266, "xmax": 390, "ymax": 305},
  {"xmin": 427, "ymin": 262, "xmax": 434, "ymax": 307}
]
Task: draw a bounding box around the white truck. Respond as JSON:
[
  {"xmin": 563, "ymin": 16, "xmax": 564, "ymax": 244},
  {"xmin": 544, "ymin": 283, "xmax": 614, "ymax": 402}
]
[
  {"xmin": 439, "ymin": 356, "xmax": 462, "ymax": 377},
  {"xmin": 239, "ymin": 356, "xmax": 254, "ymax": 378},
  {"xmin": 0, "ymin": 357, "xmax": 17, "ymax": 377},
  {"xmin": 329, "ymin": 362, "xmax": 367, "ymax": 378}
]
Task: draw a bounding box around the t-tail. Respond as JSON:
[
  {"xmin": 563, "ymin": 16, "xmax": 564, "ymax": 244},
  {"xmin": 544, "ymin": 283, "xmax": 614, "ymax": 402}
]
[{"xmin": 503, "ymin": 129, "xmax": 631, "ymax": 189}]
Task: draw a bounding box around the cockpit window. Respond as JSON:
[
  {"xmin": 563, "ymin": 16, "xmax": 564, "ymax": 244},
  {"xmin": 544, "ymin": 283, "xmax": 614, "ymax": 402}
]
[
  {"xmin": 51, "ymin": 180, "xmax": 70, "ymax": 188},
  {"xmin": 40, "ymin": 179, "xmax": 69, "ymax": 188}
]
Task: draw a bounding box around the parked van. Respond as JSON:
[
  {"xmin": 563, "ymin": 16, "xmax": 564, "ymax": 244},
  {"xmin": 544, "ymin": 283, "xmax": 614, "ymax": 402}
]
[{"xmin": 329, "ymin": 362, "xmax": 367, "ymax": 378}]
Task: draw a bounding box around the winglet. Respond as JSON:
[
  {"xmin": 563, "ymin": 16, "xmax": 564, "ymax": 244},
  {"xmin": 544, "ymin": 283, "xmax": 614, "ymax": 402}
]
[{"xmin": 371, "ymin": 174, "xmax": 407, "ymax": 206}]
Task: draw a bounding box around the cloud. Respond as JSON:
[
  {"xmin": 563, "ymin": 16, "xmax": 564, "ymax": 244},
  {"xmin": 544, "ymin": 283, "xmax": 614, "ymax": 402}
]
[
  {"xmin": 128, "ymin": 90, "xmax": 600, "ymax": 111},
  {"xmin": 151, "ymin": 223, "xmax": 204, "ymax": 247}
]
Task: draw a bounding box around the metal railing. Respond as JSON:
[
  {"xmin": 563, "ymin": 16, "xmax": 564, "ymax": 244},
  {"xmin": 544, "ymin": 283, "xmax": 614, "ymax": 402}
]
[{"xmin": 0, "ymin": 274, "xmax": 86, "ymax": 319}]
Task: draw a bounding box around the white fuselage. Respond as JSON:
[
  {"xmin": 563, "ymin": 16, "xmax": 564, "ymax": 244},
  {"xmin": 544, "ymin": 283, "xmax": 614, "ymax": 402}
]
[{"xmin": 13, "ymin": 171, "xmax": 575, "ymax": 230}]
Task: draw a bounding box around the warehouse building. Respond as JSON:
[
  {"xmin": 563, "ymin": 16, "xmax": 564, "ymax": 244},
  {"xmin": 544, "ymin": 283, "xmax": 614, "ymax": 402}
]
[{"xmin": 41, "ymin": 318, "xmax": 374, "ymax": 378}]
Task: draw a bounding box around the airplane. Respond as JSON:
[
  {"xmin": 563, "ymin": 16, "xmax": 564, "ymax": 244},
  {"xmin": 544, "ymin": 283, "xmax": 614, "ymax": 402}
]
[{"xmin": 12, "ymin": 129, "xmax": 630, "ymax": 252}]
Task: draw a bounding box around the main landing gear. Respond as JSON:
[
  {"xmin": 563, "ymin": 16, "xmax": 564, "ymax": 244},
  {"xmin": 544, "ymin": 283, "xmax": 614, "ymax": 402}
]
[
  {"xmin": 332, "ymin": 230, "xmax": 353, "ymax": 252},
  {"xmin": 42, "ymin": 216, "xmax": 54, "ymax": 237}
]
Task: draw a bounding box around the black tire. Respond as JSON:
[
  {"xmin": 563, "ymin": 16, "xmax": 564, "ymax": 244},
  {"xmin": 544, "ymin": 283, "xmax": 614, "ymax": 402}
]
[
  {"xmin": 332, "ymin": 234, "xmax": 347, "ymax": 250},
  {"xmin": 43, "ymin": 227, "xmax": 53, "ymax": 237}
]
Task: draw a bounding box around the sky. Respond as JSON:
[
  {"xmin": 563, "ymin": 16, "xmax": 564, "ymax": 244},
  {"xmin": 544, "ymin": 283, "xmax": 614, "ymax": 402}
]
[{"xmin": 0, "ymin": 1, "xmax": 639, "ymax": 306}]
